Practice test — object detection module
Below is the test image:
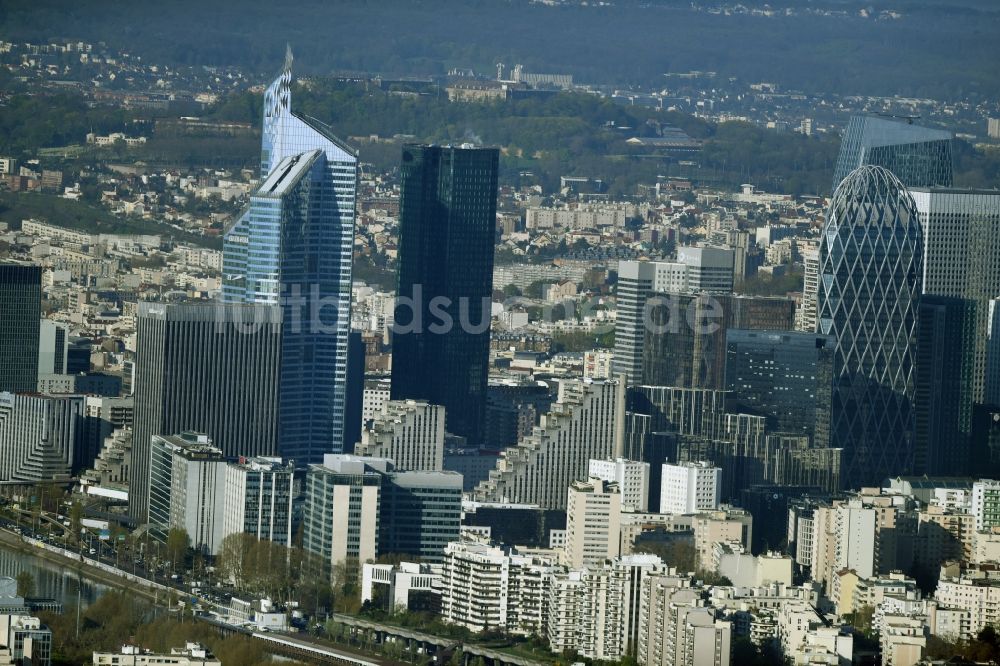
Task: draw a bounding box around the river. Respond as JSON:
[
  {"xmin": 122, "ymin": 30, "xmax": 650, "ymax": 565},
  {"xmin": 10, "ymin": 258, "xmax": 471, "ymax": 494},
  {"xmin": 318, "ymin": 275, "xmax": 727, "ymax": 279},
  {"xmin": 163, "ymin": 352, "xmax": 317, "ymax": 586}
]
[{"xmin": 0, "ymin": 543, "xmax": 109, "ymax": 608}]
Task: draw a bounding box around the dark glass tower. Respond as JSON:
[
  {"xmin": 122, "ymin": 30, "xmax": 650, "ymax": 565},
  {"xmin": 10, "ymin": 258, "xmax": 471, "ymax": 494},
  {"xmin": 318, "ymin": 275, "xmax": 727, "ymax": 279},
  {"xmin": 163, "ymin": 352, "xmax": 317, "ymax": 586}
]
[
  {"xmin": 818, "ymin": 165, "xmax": 923, "ymax": 488},
  {"xmin": 0, "ymin": 264, "xmax": 41, "ymax": 393},
  {"xmin": 643, "ymin": 294, "xmax": 796, "ymax": 390},
  {"xmin": 391, "ymin": 145, "xmax": 499, "ymax": 446},
  {"xmin": 913, "ymin": 295, "xmax": 975, "ymax": 476},
  {"xmin": 833, "ymin": 115, "xmax": 953, "ymax": 190},
  {"xmin": 724, "ymin": 330, "xmax": 836, "ymax": 447}
]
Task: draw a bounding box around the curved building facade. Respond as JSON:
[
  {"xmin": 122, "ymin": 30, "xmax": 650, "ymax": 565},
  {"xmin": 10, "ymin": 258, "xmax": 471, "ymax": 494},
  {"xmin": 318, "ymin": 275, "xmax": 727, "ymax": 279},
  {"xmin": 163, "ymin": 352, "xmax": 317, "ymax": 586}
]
[
  {"xmin": 817, "ymin": 165, "xmax": 923, "ymax": 487},
  {"xmin": 833, "ymin": 115, "xmax": 953, "ymax": 190}
]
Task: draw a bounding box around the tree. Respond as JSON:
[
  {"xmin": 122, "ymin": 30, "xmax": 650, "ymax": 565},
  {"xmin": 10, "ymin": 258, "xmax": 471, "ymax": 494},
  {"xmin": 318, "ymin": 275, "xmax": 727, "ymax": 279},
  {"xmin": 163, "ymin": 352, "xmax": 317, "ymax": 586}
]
[
  {"xmin": 633, "ymin": 538, "xmax": 697, "ymax": 572},
  {"xmin": 502, "ymin": 284, "xmax": 522, "ymax": 298},
  {"xmin": 15, "ymin": 571, "xmax": 34, "ymax": 598},
  {"xmin": 524, "ymin": 280, "xmax": 548, "ymax": 300},
  {"xmin": 165, "ymin": 527, "xmax": 190, "ymax": 574}
]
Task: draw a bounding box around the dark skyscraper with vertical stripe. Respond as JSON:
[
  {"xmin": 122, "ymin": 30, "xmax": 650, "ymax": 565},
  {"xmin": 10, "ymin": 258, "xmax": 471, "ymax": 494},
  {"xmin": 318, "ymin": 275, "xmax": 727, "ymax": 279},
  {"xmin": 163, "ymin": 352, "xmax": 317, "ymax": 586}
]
[
  {"xmin": 0, "ymin": 264, "xmax": 41, "ymax": 393},
  {"xmin": 391, "ymin": 145, "xmax": 499, "ymax": 446}
]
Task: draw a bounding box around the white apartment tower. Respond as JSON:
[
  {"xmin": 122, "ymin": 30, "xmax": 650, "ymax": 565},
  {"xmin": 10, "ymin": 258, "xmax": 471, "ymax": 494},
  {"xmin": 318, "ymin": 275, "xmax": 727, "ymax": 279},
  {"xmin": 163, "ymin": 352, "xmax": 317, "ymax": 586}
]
[
  {"xmin": 972, "ymin": 479, "xmax": 1000, "ymax": 532},
  {"xmin": 659, "ymin": 461, "xmax": 721, "ymax": 515},
  {"xmin": 354, "ymin": 399, "xmax": 445, "ymax": 471},
  {"xmin": 795, "ymin": 246, "xmax": 820, "ymax": 333},
  {"xmin": 564, "ymin": 477, "xmax": 623, "ymax": 568},
  {"xmin": 589, "ymin": 457, "xmax": 650, "ymax": 512},
  {"xmin": 637, "ymin": 572, "xmax": 731, "ymax": 666},
  {"xmin": 439, "ymin": 541, "xmax": 558, "ymax": 634},
  {"xmin": 833, "ymin": 502, "xmax": 877, "ymax": 580}
]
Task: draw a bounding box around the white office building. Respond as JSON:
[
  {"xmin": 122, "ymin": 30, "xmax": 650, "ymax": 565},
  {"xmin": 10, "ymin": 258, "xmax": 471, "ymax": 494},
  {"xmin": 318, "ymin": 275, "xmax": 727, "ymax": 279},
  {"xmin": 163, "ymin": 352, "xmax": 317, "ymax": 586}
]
[
  {"xmin": 910, "ymin": 188, "xmax": 1000, "ymax": 403},
  {"xmin": 361, "ymin": 562, "xmax": 442, "ymax": 612},
  {"xmin": 613, "ymin": 250, "xmax": 735, "ymax": 382},
  {"xmin": 148, "ymin": 432, "xmax": 227, "ymax": 554},
  {"xmin": 659, "ymin": 461, "xmax": 721, "ymax": 515},
  {"xmin": 302, "ymin": 455, "xmax": 384, "ymax": 568},
  {"xmin": 221, "ymin": 456, "xmax": 295, "ymax": 547}
]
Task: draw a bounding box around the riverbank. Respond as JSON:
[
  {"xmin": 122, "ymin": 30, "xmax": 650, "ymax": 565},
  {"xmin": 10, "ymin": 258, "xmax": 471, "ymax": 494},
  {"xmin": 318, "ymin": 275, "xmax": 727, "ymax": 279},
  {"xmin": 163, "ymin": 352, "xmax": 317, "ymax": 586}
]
[{"xmin": 0, "ymin": 528, "xmax": 167, "ymax": 605}]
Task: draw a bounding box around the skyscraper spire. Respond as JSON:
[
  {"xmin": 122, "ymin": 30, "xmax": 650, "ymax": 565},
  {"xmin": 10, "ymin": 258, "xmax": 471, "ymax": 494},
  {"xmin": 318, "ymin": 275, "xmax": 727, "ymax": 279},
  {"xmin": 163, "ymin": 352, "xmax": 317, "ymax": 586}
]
[{"xmin": 222, "ymin": 49, "xmax": 359, "ymax": 465}]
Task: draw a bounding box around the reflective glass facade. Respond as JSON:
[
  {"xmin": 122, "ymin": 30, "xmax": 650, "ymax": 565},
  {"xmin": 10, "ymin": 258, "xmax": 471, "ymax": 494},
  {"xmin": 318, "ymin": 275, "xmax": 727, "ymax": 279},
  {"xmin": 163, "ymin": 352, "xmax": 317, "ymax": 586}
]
[
  {"xmin": 818, "ymin": 165, "xmax": 923, "ymax": 487},
  {"xmin": 724, "ymin": 329, "xmax": 836, "ymax": 446},
  {"xmin": 0, "ymin": 264, "xmax": 41, "ymax": 393},
  {"xmin": 833, "ymin": 115, "xmax": 953, "ymax": 190},
  {"xmin": 391, "ymin": 145, "xmax": 499, "ymax": 446},
  {"xmin": 222, "ymin": 50, "xmax": 357, "ymax": 463}
]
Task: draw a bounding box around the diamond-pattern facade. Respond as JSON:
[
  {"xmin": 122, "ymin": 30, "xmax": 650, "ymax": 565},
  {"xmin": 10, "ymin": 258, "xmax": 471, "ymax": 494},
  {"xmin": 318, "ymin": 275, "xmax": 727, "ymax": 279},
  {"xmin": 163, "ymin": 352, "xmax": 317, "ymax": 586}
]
[{"xmin": 817, "ymin": 165, "xmax": 923, "ymax": 488}]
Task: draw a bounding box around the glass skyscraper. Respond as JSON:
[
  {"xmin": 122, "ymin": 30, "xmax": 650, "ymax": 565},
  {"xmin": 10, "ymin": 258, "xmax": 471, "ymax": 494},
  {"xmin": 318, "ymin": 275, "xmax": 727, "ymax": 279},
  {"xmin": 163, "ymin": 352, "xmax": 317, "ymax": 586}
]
[
  {"xmin": 818, "ymin": 165, "xmax": 923, "ymax": 487},
  {"xmin": 833, "ymin": 115, "xmax": 953, "ymax": 190},
  {"xmin": 724, "ymin": 329, "xmax": 836, "ymax": 447},
  {"xmin": 391, "ymin": 145, "xmax": 499, "ymax": 446},
  {"xmin": 222, "ymin": 48, "xmax": 357, "ymax": 462},
  {"xmin": 914, "ymin": 295, "xmax": 975, "ymax": 476},
  {"xmin": 0, "ymin": 263, "xmax": 41, "ymax": 393}
]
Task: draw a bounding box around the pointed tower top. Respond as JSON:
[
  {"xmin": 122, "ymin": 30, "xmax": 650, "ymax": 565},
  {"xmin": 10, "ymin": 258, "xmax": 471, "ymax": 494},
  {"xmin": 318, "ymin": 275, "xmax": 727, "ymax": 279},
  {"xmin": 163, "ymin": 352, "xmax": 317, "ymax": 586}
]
[{"xmin": 284, "ymin": 44, "xmax": 293, "ymax": 73}]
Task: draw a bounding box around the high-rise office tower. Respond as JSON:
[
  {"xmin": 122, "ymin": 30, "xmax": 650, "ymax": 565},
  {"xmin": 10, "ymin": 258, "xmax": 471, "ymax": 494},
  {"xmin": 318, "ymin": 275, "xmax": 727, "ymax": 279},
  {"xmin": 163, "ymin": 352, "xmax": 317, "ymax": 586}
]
[
  {"xmin": 37, "ymin": 319, "xmax": 68, "ymax": 376},
  {"xmin": 222, "ymin": 48, "xmax": 357, "ymax": 463},
  {"xmin": 913, "ymin": 295, "xmax": 975, "ymax": 476},
  {"xmin": 910, "ymin": 188, "xmax": 1000, "ymax": 404},
  {"xmin": 613, "ymin": 261, "xmax": 657, "ymax": 385},
  {"xmin": 643, "ymin": 294, "xmax": 795, "ymax": 390},
  {"xmin": 132, "ymin": 303, "xmax": 282, "ymax": 521},
  {"xmin": 613, "ymin": 251, "xmax": 735, "ymax": 384},
  {"xmin": 222, "ymin": 456, "xmax": 296, "ymax": 548},
  {"xmin": 987, "ymin": 299, "xmax": 1000, "ymax": 406},
  {"xmin": 303, "ymin": 455, "xmax": 383, "ymax": 569},
  {"xmin": 377, "ymin": 469, "xmax": 463, "ymax": 563},
  {"xmin": 818, "ymin": 166, "xmax": 922, "ymax": 487},
  {"xmin": 833, "ymin": 115, "xmax": 953, "ymax": 190},
  {"xmin": 391, "ymin": 145, "xmax": 499, "ymax": 446},
  {"xmin": 0, "ymin": 264, "xmax": 41, "ymax": 393},
  {"xmin": 724, "ymin": 330, "xmax": 836, "ymax": 446}
]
